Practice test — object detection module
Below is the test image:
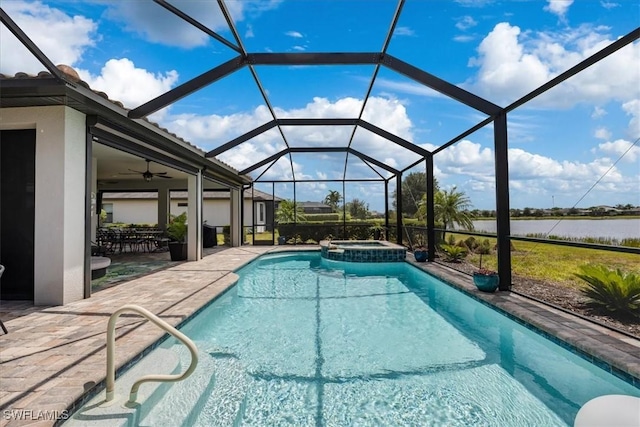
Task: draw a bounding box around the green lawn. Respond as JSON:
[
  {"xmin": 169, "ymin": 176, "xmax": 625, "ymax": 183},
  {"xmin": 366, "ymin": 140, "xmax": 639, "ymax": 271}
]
[{"xmin": 454, "ymin": 234, "xmax": 640, "ymax": 289}]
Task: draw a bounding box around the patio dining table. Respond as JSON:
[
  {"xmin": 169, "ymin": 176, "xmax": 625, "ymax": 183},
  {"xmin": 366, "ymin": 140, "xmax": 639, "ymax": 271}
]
[{"xmin": 97, "ymin": 228, "xmax": 167, "ymax": 254}]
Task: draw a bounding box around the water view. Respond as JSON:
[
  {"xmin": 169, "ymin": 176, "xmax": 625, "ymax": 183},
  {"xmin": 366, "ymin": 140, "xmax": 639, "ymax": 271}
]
[{"xmin": 465, "ymin": 218, "xmax": 640, "ymax": 240}]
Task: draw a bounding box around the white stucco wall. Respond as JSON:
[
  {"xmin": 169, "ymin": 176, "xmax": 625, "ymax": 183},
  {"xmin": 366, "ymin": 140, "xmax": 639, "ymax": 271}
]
[
  {"xmin": 107, "ymin": 198, "xmax": 255, "ymax": 228},
  {"xmin": 109, "ymin": 200, "xmax": 158, "ymax": 224},
  {"xmin": 0, "ymin": 106, "xmax": 86, "ymax": 305}
]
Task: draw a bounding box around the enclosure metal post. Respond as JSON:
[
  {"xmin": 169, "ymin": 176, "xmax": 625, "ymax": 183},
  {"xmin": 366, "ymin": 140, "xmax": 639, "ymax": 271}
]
[
  {"xmin": 384, "ymin": 180, "xmax": 389, "ymax": 241},
  {"xmin": 293, "ymin": 181, "xmax": 297, "ymax": 245},
  {"xmin": 494, "ymin": 112, "xmax": 512, "ymax": 290},
  {"xmin": 396, "ymin": 173, "xmax": 402, "ymax": 245},
  {"xmin": 251, "ymin": 185, "xmax": 255, "ymax": 245},
  {"xmin": 343, "ymin": 180, "xmax": 347, "ymax": 239},
  {"xmin": 426, "ymin": 156, "xmax": 435, "ymax": 261},
  {"xmin": 84, "ymin": 124, "xmax": 93, "ymax": 299},
  {"xmin": 272, "ymin": 182, "xmax": 275, "ymax": 245}
]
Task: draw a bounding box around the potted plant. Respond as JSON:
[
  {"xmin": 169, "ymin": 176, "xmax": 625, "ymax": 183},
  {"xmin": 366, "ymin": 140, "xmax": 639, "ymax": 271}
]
[
  {"xmin": 412, "ymin": 234, "xmax": 428, "ymax": 262},
  {"xmin": 473, "ymin": 253, "xmax": 499, "ymax": 292},
  {"xmin": 369, "ymin": 224, "xmax": 386, "ymax": 240},
  {"xmin": 166, "ymin": 212, "xmax": 187, "ymax": 261}
]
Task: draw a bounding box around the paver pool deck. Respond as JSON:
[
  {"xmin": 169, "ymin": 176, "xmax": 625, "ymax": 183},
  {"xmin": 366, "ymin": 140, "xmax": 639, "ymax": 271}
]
[{"xmin": 1, "ymin": 246, "xmax": 639, "ymax": 426}]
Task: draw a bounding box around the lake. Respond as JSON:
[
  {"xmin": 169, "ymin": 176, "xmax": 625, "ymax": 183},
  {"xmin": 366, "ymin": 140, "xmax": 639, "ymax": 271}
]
[{"xmin": 464, "ymin": 218, "xmax": 640, "ymax": 240}]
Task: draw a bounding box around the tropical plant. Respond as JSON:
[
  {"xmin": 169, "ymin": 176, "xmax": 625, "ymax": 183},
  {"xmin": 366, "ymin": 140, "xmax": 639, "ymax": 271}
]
[
  {"xmin": 166, "ymin": 212, "xmax": 187, "ymax": 242},
  {"xmin": 393, "ymin": 172, "xmax": 439, "ymax": 217},
  {"xmin": 434, "ymin": 186, "xmax": 474, "ymax": 231},
  {"xmin": 275, "ymin": 200, "xmax": 306, "ymax": 223},
  {"xmin": 323, "ymin": 190, "xmax": 342, "ymax": 213},
  {"xmin": 345, "ymin": 198, "xmax": 369, "ymax": 219},
  {"xmin": 440, "ymin": 244, "xmax": 467, "ymax": 263},
  {"xmin": 575, "ymin": 265, "xmax": 640, "ymax": 318}
]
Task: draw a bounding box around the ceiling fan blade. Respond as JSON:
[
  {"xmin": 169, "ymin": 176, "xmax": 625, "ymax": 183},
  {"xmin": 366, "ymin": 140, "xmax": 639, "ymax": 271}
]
[
  {"xmin": 128, "ymin": 168, "xmax": 146, "ymax": 174},
  {"xmin": 152, "ymin": 171, "xmax": 169, "ymax": 175},
  {"xmin": 118, "ymin": 172, "xmax": 142, "ymax": 175},
  {"xmin": 155, "ymin": 175, "xmax": 173, "ymax": 179}
]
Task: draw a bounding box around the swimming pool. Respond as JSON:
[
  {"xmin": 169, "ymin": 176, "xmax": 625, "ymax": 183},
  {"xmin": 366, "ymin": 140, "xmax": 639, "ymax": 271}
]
[{"xmin": 68, "ymin": 251, "xmax": 640, "ymax": 426}]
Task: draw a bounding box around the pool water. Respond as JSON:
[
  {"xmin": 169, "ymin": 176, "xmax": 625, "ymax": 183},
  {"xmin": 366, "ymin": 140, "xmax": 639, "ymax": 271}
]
[{"xmin": 69, "ymin": 252, "xmax": 640, "ymax": 426}]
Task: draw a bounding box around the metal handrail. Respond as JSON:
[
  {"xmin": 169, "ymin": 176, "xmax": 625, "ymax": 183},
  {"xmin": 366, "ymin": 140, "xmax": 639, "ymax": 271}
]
[{"xmin": 105, "ymin": 304, "xmax": 198, "ymax": 404}]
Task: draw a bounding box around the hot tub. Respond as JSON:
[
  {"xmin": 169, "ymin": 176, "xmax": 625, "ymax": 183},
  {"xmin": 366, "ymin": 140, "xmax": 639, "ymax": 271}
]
[{"xmin": 320, "ymin": 240, "xmax": 406, "ymax": 262}]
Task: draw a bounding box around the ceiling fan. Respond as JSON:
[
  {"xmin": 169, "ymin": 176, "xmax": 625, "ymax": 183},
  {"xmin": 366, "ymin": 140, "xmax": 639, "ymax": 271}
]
[{"xmin": 119, "ymin": 159, "xmax": 172, "ymax": 182}]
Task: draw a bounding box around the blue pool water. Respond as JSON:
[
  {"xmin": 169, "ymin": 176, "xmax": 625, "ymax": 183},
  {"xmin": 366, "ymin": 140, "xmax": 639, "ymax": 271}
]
[{"xmin": 70, "ymin": 252, "xmax": 640, "ymax": 426}]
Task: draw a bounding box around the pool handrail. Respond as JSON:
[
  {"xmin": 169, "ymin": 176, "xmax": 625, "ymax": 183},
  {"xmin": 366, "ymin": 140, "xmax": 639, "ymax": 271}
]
[{"xmin": 105, "ymin": 304, "xmax": 199, "ymax": 404}]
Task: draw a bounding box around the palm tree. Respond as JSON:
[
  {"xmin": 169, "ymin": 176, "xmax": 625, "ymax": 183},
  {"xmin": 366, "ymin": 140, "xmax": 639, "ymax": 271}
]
[
  {"xmin": 275, "ymin": 199, "xmax": 306, "ymax": 223},
  {"xmin": 435, "ymin": 186, "xmax": 474, "ymax": 231},
  {"xmin": 324, "ymin": 190, "xmax": 342, "ymax": 212}
]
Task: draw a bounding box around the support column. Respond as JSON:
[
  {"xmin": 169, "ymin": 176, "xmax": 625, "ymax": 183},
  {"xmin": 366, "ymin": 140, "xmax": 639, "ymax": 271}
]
[
  {"xmin": 187, "ymin": 170, "xmax": 202, "ymax": 261},
  {"xmin": 84, "ymin": 128, "xmax": 94, "ymax": 299},
  {"xmin": 396, "ymin": 173, "xmax": 402, "ymax": 245},
  {"xmin": 384, "ymin": 180, "xmax": 389, "ymax": 241},
  {"xmin": 230, "ymin": 187, "xmax": 241, "ymax": 246},
  {"xmin": 494, "ymin": 112, "xmax": 512, "ymax": 290},
  {"xmin": 157, "ymin": 187, "xmax": 170, "ymax": 231},
  {"xmin": 426, "ymin": 156, "xmax": 436, "ymax": 261}
]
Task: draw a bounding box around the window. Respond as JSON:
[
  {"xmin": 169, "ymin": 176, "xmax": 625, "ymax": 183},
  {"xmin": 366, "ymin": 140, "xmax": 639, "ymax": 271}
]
[
  {"xmin": 258, "ymin": 202, "xmax": 265, "ymax": 223},
  {"xmin": 103, "ymin": 203, "xmax": 113, "ymax": 223}
]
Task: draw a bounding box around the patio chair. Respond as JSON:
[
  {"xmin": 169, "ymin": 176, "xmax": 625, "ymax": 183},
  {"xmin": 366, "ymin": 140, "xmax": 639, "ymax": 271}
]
[{"xmin": 0, "ymin": 265, "xmax": 7, "ymax": 334}]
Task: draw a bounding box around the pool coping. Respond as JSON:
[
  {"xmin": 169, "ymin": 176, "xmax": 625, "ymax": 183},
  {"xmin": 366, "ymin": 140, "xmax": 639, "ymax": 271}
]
[{"xmin": 0, "ymin": 246, "xmax": 638, "ymax": 426}]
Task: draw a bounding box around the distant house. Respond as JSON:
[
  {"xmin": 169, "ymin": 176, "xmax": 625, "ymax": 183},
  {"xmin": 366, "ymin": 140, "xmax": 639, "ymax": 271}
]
[
  {"xmin": 102, "ymin": 189, "xmax": 281, "ymax": 232},
  {"xmin": 298, "ymin": 201, "xmax": 333, "ymax": 214}
]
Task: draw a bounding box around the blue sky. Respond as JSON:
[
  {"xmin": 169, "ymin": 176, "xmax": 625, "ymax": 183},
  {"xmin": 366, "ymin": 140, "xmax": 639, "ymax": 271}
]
[{"xmin": 1, "ymin": 0, "xmax": 639, "ymax": 212}]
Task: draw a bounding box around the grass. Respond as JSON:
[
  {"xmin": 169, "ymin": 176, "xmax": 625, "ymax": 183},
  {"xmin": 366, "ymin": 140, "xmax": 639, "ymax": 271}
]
[{"xmin": 451, "ymin": 233, "xmax": 640, "ymax": 289}]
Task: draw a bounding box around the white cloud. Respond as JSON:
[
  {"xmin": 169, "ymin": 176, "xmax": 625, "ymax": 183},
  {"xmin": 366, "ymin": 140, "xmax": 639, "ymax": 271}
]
[
  {"xmin": 434, "ymin": 139, "xmax": 636, "ymax": 207},
  {"xmin": 245, "ymin": 24, "xmax": 254, "ymax": 39},
  {"xmin": 77, "ymin": 58, "xmax": 178, "ymax": 109},
  {"xmin": 622, "ymin": 99, "xmax": 640, "ymax": 138},
  {"xmin": 0, "ymin": 1, "xmax": 97, "ymax": 75},
  {"xmin": 600, "ymin": 1, "xmax": 619, "ymax": 9},
  {"xmin": 103, "ymin": 1, "xmax": 280, "ymax": 48},
  {"xmin": 292, "ymin": 45, "xmax": 306, "ymax": 52},
  {"xmin": 375, "ymin": 78, "xmax": 444, "ymax": 98},
  {"xmin": 454, "ymin": 0, "xmax": 495, "ymax": 7},
  {"xmin": 594, "ymin": 127, "xmax": 612, "ymax": 140},
  {"xmin": 157, "ymin": 96, "xmax": 420, "ymax": 179},
  {"xmin": 544, "ymin": 0, "xmax": 574, "ymax": 18},
  {"xmin": 454, "ymin": 35, "xmax": 475, "ymax": 43},
  {"xmin": 394, "ymin": 26, "xmax": 415, "ymax": 37},
  {"xmin": 467, "ymin": 23, "xmax": 640, "ymax": 107},
  {"xmin": 591, "ymin": 106, "xmax": 607, "ymax": 119},
  {"xmin": 285, "ymin": 31, "xmax": 303, "ymax": 38},
  {"xmin": 598, "ymin": 139, "xmax": 640, "ymax": 162},
  {"xmin": 456, "ymin": 16, "xmax": 478, "ymax": 31}
]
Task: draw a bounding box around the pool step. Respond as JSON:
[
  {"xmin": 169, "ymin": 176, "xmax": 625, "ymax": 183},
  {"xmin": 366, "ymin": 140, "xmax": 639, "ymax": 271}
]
[
  {"xmin": 138, "ymin": 342, "xmax": 218, "ymax": 426},
  {"xmin": 64, "ymin": 347, "xmax": 181, "ymax": 427}
]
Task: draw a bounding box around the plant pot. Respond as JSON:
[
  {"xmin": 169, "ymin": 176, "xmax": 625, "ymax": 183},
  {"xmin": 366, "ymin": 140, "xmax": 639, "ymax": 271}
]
[
  {"xmin": 473, "ymin": 273, "xmax": 499, "ymax": 292},
  {"xmin": 278, "ymin": 236, "xmax": 287, "ymax": 245},
  {"xmin": 168, "ymin": 242, "xmax": 188, "ymax": 261},
  {"xmin": 414, "ymin": 250, "xmax": 428, "ymax": 262}
]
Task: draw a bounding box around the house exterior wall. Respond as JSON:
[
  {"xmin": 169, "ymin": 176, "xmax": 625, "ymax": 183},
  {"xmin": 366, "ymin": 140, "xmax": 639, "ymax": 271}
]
[
  {"xmin": 108, "ymin": 200, "xmax": 158, "ymax": 224},
  {"xmin": 0, "ymin": 106, "xmax": 86, "ymax": 305},
  {"xmin": 106, "ymin": 198, "xmax": 256, "ymax": 228}
]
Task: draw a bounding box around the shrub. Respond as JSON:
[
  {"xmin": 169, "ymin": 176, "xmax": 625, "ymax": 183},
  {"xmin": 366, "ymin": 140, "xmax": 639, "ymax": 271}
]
[
  {"xmin": 475, "ymin": 239, "xmax": 492, "ymax": 255},
  {"xmin": 575, "ymin": 265, "xmax": 640, "ymax": 318},
  {"xmin": 447, "ymin": 234, "xmax": 457, "ymax": 245},
  {"xmin": 440, "ymin": 244, "xmax": 467, "ymax": 263},
  {"xmin": 464, "ymin": 236, "xmax": 476, "ymax": 250}
]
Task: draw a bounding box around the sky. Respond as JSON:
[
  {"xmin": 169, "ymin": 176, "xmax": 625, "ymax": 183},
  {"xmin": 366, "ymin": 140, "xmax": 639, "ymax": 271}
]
[{"xmin": 1, "ymin": 0, "xmax": 639, "ymax": 212}]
